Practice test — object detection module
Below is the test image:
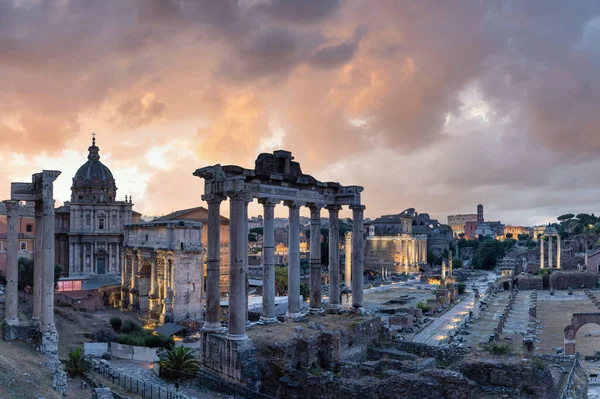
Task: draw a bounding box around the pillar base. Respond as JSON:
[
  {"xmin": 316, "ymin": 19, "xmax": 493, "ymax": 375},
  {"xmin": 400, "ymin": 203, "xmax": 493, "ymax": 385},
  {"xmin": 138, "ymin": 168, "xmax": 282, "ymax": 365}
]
[
  {"xmin": 286, "ymin": 312, "xmax": 303, "ymax": 320},
  {"xmin": 226, "ymin": 333, "xmax": 248, "ymax": 341},
  {"xmin": 5, "ymin": 317, "xmax": 19, "ymax": 327},
  {"xmin": 308, "ymin": 307, "xmax": 323, "ymax": 314},
  {"xmin": 326, "ymin": 304, "xmax": 342, "ymax": 314},
  {"xmin": 258, "ymin": 316, "xmax": 279, "ymax": 325},
  {"xmin": 40, "ymin": 328, "xmax": 59, "ymax": 355},
  {"xmin": 30, "ymin": 317, "xmax": 40, "ymax": 326},
  {"xmin": 202, "ymin": 322, "xmax": 226, "ymax": 332}
]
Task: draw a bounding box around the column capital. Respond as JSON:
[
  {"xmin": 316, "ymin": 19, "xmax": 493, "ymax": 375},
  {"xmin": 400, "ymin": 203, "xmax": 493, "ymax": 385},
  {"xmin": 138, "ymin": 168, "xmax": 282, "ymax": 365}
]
[
  {"xmin": 350, "ymin": 204, "xmax": 366, "ymax": 212},
  {"xmin": 228, "ymin": 191, "xmax": 250, "ymax": 201},
  {"xmin": 3, "ymin": 200, "xmax": 19, "ymax": 215},
  {"xmin": 202, "ymin": 193, "xmax": 226, "ymax": 204},
  {"xmin": 283, "ymin": 200, "xmax": 305, "ymax": 209},
  {"xmin": 258, "ymin": 198, "xmax": 280, "ymax": 208},
  {"xmin": 325, "ymin": 204, "xmax": 342, "ymax": 212},
  {"xmin": 306, "ymin": 202, "xmax": 323, "ymax": 211}
]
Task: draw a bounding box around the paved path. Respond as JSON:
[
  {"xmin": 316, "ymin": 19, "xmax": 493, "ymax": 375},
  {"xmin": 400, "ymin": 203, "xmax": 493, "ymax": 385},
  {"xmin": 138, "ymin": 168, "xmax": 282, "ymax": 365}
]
[
  {"xmin": 412, "ymin": 292, "xmax": 474, "ymax": 345},
  {"xmin": 411, "ymin": 271, "xmax": 496, "ymax": 346}
]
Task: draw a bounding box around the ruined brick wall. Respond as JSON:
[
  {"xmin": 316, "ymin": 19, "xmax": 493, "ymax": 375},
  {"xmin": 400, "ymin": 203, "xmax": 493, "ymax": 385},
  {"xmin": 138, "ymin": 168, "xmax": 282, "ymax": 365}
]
[
  {"xmin": 393, "ymin": 341, "xmax": 467, "ymax": 364},
  {"xmin": 549, "ymin": 271, "xmax": 598, "ymax": 290},
  {"xmin": 517, "ymin": 276, "xmax": 543, "ymax": 290}
]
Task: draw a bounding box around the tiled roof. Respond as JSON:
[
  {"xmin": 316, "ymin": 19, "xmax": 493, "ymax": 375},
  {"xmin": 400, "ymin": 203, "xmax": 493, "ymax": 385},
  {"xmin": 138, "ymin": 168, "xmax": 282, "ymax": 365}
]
[{"xmin": 155, "ymin": 206, "xmax": 229, "ymax": 223}]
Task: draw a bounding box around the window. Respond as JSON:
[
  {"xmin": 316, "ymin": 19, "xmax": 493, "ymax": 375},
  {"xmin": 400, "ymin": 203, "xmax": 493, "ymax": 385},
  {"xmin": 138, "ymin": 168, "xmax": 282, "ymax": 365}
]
[
  {"xmin": 78, "ymin": 195, "xmax": 83, "ymax": 200},
  {"xmin": 99, "ymin": 218, "xmax": 105, "ymax": 230},
  {"xmin": 20, "ymin": 242, "xmax": 27, "ymax": 251},
  {"xmin": 26, "ymin": 224, "xmax": 32, "ymax": 233}
]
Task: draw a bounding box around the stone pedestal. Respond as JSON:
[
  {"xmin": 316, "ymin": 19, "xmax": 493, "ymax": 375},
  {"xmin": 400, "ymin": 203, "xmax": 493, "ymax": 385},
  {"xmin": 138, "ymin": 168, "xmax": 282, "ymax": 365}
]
[{"xmin": 200, "ymin": 332, "xmax": 258, "ymax": 390}]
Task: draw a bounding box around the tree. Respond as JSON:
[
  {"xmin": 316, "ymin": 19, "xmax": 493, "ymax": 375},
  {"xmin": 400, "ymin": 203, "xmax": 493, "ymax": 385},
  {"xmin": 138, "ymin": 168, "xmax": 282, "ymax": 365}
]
[
  {"xmin": 472, "ymin": 239, "xmax": 505, "ymax": 270},
  {"xmin": 248, "ymin": 233, "xmax": 257, "ymax": 242},
  {"xmin": 594, "ymin": 223, "xmax": 600, "ymax": 234},
  {"xmin": 557, "ymin": 214, "xmax": 574, "ymax": 221},
  {"xmin": 65, "ymin": 347, "xmax": 90, "ymax": 377},
  {"xmin": 505, "ymin": 233, "xmax": 513, "ymax": 239},
  {"xmin": 158, "ymin": 346, "xmax": 201, "ymax": 380},
  {"xmin": 18, "ymin": 259, "xmax": 61, "ymax": 290},
  {"xmin": 573, "ymin": 224, "xmax": 583, "ymax": 235},
  {"xmin": 517, "ymin": 233, "xmax": 530, "ymax": 241},
  {"xmin": 452, "ymin": 258, "xmax": 464, "ymax": 269},
  {"xmin": 275, "ymin": 266, "xmax": 288, "ymax": 295},
  {"xmin": 249, "ymin": 227, "xmax": 263, "ymax": 236},
  {"xmin": 458, "ymin": 233, "xmax": 465, "ymax": 239}
]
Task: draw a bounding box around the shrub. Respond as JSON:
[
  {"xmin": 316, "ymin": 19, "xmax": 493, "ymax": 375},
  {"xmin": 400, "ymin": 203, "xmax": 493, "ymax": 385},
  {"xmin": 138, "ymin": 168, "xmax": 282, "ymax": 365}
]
[
  {"xmin": 118, "ymin": 333, "xmax": 146, "ymax": 347},
  {"xmin": 109, "ymin": 317, "xmax": 122, "ymax": 332},
  {"xmin": 416, "ymin": 302, "xmax": 432, "ymax": 312},
  {"xmin": 457, "ymin": 282, "xmax": 466, "ymax": 295},
  {"xmin": 145, "ymin": 333, "xmax": 174, "ymax": 350},
  {"xmin": 0, "ymin": 271, "xmax": 6, "ymax": 286},
  {"xmin": 120, "ymin": 320, "xmax": 142, "ymax": 334},
  {"xmin": 64, "ymin": 347, "xmax": 89, "ymax": 376},
  {"xmin": 486, "ymin": 343, "xmax": 510, "ymax": 355}
]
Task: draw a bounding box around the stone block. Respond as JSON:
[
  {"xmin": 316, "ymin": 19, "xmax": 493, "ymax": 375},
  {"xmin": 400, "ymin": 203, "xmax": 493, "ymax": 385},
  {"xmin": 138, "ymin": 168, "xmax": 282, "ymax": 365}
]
[
  {"xmin": 84, "ymin": 342, "xmax": 109, "ymax": 357},
  {"xmin": 389, "ymin": 314, "xmax": 414, "ymax": 328}
]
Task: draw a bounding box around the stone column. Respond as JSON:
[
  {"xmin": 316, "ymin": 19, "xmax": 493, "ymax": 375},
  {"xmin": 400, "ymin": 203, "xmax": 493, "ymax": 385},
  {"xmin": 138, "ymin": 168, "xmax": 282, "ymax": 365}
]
[
  {"xmin": 405, "ymin": 239, "xmax": 409, "ymax": 266},
  {"xmin": 244, "ymin": 197, "xmax": 250, "ymax": 326},
  {"xmin": 557, "ymin": 235, "xmax": 561, "ymax": 269},
  {"xmin": 203, "ymin": 194, "xmax": 225, "ymax": 332},
  {"xmin": 410, "ymin": 240, "xmax": 415, "ymax": 265},
  {"xmin": 308, "ymin": 204, "xmax": 322, "ymax": 313},
  {"xmin": 327, "ymin": 205, "xmax": 341, "ymax": 309},
  {"xmin": 449, "ymin": 251, "xmax": 453, "ymax": 277},
  {"xmin": 442, "ymin": 261, "xmax": 446, "ymax": 280},
  {"xmin": 120, "ymin": 253, "xmax": 129, "ymax": 310},
  {"xmin": 33, "ymin": 201, "xmax": 44, "ymax": 323},
  {"xmin": 149, "ymin": 255, "xmax": 158, "ymax": 311},
  {"xmin": 350, "ymin": 205, "xmax": 365, "ymax": 309},
  {"xmin": 41, "ymin": 196, "xmax": 58, "ymax": 354},
  {"xmin": 548, "ymin": 236, "xmax": 553, "ymax": 269},
  {"xmin": 129, "ymin": 252, "xmax": 140, "ymax": 310},
  {"xmin": 344, "ymin": 231, "xmax": 352, "ymax": 287},
  {"xmin": 259, "ymin": 198, "xmax": 278, "ymax": 324},
  {"xmin": 540, "ymin": 237, "xmax": 544, "ymax": 269},
  {"xmin": 285, "ymin": 201, "xmax": 302, "ymax": 318},
  {"xmin": 227, "ymin": 193, "xmax": 248, "ymax": 340},
  {"xmin": 3, "ymin": 200, "xmax": 19, "ymax": 326}
]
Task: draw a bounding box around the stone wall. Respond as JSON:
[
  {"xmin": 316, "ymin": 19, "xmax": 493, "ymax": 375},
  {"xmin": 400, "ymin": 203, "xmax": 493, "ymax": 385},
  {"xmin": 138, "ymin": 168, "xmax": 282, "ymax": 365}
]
[
  {"xmin": 454, "ymin": 358, "xmax": 559, "ymax": 399},
  {"xmin": 393, "ymin": 341, "xmax": 467, "ymax": 364},
  {"xmin": 549, "ymin": 271, "xmax": 598, "ymax": 290},
  {"xmin": 517, "ymin": 275, "xmax": 543, "ymax": 290}
]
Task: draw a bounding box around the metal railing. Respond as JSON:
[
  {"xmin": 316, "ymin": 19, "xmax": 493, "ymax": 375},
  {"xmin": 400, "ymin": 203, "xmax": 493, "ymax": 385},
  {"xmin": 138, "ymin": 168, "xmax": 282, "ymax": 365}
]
[
  {"xmin": 161, "ymin": 367, "xmax": 275, "ymax": 399},
  {"xmin": 94, "ymin": 362, "xmax": 189, "ymax": 399},
  {"xmin": 560, "ymin": 357, "xmax": 580, "ymax": 399}
]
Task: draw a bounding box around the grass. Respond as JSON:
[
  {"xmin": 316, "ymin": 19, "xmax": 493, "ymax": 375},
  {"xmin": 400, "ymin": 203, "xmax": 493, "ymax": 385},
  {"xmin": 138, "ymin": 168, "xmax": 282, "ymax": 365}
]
[{"xmin": 486, "ymin": 342, "xmax": 511, "ymax": 355}]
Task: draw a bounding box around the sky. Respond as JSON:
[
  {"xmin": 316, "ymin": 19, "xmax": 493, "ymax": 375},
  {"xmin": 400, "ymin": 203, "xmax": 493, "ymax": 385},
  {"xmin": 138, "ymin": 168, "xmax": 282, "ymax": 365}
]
[{"xmin": 2, "ymin": 0, "xmax": 600, "ymax": 226}]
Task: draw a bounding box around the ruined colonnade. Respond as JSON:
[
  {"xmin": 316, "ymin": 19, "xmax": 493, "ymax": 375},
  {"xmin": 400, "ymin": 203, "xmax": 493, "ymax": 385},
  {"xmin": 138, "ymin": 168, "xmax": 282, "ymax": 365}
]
[
  {"xmin": 4, "ymin": 170, "xmax": 61, "ymax": 354},
  {"xmin": 195, "ymin": 150, "xmax": 365, "ymax": 341},
  {"xmin": 540, "ymin": 227, "xmax": 561, "ymax": 269}
]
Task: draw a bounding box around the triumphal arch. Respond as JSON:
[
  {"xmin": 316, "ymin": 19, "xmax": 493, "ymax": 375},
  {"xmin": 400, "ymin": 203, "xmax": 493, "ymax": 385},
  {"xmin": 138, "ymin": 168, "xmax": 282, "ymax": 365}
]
[{"xmin": 195, "ymin": 150, "xmax": 365, "ymax": 341}]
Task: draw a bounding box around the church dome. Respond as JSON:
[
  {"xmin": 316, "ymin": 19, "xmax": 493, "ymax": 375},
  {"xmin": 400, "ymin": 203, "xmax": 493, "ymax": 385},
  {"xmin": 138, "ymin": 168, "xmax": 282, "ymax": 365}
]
[{"xmin": 71, "ymin": 136, "xmax": 118, "ymax": 203}]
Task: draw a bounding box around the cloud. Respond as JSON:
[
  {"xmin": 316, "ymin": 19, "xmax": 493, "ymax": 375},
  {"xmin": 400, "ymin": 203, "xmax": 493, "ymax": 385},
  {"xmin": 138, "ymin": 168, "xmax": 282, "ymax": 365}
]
[
  {"xmin": 110, "ymin": 93, "xmax": 167, "ymax": 128},
  {"xmin": 0, "ymin": 1, "xmax": 600, "ymax": 225}
]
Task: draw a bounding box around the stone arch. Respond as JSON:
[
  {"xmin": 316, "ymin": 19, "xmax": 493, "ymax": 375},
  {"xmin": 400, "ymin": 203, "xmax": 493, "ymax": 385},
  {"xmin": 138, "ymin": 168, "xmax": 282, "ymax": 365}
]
[{"xmin": 564, "ymin": 313, "xmax": 600, "ymax": 355}]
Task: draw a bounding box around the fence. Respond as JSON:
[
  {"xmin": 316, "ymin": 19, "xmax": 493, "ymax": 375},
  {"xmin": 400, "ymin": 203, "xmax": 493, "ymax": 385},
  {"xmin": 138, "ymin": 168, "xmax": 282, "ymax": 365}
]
[
  {"xmin": 93, "ymin": 360, "xmax": 274, "ymax": 399},
  {"xmin": 161, "ymin": 367, "xmax": 274, "ymax": 399},
  {"xmin": 560, "ymin": 357, "xmax": 580, "ymax": 399},
  {"xmin": 94, "ymin": 362, "xmax": 190, "ymax": 399}
]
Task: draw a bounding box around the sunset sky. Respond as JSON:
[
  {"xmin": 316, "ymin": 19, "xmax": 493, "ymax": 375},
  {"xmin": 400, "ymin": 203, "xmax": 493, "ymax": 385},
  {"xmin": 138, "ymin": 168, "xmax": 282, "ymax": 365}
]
[{"xmin": 2, "ymin": 0, "xmax": 600, "ymax": 225}]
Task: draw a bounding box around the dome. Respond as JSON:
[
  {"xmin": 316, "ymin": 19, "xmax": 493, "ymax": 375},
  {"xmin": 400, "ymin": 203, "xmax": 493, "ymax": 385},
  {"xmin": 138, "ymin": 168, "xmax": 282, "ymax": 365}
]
[{"xmin": 71, "ymin": 136, "xmax": 117, "ymax": 203}]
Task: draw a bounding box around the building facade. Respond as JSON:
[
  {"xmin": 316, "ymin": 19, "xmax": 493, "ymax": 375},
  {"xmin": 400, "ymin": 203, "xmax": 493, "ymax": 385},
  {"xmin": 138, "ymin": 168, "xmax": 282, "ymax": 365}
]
[
  {"xmin": 0, "ymin": 202, "xmax": 35, "ymax": 275},
  {"xmin": 62, "ymin": 138, "xmax": 139, "ymax": 276}
]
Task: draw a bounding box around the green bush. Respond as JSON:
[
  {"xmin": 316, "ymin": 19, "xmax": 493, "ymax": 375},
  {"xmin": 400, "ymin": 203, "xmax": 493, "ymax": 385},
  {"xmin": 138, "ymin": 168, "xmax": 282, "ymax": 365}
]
[
  {"xmin": 145, "ymin": 333, "xmax": 174, "ymax": 350},
  {"xmin": 416, "ymin": 302, "xmax": 431, "ymax": 312},
  {"xmin": 457, "ymin": 282, "xmax": 466, "ymax": 295},
  {"xmin": 118, "ymin": 333, "xmax": 145, "ymax": 347},
  {"xmin": 120, "ymin": 320, "xmax": 142, "ymax": 334},
  {"xmin": 109, "ymin": 317, "xmax": 122, "ymax": 332},
  {"xmin": 117, "ymin": 329, "xmax": 173, "ymax": 350},
  {"xmin": 486, "ymin": 343, "xmax": 510, "ymax": 355}
]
